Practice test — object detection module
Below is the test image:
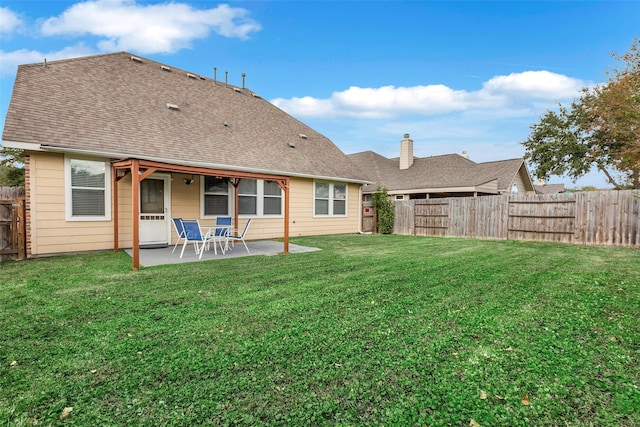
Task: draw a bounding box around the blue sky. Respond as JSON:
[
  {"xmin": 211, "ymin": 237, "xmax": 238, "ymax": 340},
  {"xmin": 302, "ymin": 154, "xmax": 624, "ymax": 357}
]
[{"xmin": 1, "ymin": 1, "xmax": 639, "ymax": 188}]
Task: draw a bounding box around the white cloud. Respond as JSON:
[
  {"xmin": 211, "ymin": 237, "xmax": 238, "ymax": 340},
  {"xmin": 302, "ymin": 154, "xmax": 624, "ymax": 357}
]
[
  {"xmin": 0, "ymin": 45, "xmax": 96, "ymax": 77},
  {"xmin": 481, "ymin": 70, "xmax": 585, "ymax": 99},
  {"xmin": 271, "ymin": 71, "xmax": 587, "ymax": 119},
  {"xmin": 0, "ymin": 7, "xmax": 23, "ymax": 34},
  {"xmin": 40, "ymin": 0, "xmax": 261, "ymax": 54}
]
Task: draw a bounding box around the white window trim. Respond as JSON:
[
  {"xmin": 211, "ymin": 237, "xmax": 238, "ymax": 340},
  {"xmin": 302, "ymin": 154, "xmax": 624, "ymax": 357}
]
[
  {"xmin": 201, "ymin": 177, "xmax": 233, "ymax": 219},
  {"xmin": 64, "ymin": 155, "xmax": 112, "ymax": 222},
  {"xmin": 313, "ymin": 181, "xmax": 348, "ymax": 217},
  {"xmin": 238, "ymin": 179, "xmax": 284, "ymax": 218},
  {"xmin": 200, "ymin": 178, "xmax": 284, "ymax": 219}
]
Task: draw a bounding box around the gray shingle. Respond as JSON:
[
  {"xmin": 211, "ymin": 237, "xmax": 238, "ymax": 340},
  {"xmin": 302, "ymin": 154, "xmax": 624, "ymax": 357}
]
[
  {"xmin": 3, "ymin": 52, "xmax": 368, "ymax": 182},
  {"xmin": 349, "ymin": 150, "xmax": 528, "ymax": 193}
]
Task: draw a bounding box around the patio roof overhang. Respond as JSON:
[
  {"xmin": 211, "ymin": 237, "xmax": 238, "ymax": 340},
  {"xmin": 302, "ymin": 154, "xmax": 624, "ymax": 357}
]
[{"xmin": 112, "ymin": 158, "xmax": 290, "ymax": 270}]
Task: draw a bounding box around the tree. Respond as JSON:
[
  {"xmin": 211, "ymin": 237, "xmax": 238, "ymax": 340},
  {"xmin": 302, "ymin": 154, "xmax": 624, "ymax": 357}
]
[
  {"xmin": 371, "ymin": 186, "xmax": 394, "ymax": 234},
  {"xmin": 0, "ymin": 147, "xmax": 25, "ymax": 187},
  {"xmin": 522, "ymin": 38, "xmax": 640, "ymax": 189}
]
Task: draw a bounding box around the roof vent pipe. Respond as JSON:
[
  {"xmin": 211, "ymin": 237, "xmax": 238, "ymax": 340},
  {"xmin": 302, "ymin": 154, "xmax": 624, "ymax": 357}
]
[
  {"xmin": 242, "ymin": 73, "xmax": 246, "ymax": 89},
  {"xmin": 225, "ymin": 71, "xmax": 228, "ymax": 87},
  {"xmin": 213, "ymin": 67, "xmax": 217, "ymax": 83}
]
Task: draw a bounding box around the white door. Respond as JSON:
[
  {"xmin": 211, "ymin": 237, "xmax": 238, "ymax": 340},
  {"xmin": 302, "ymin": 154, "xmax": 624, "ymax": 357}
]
[{"xmin": 139, "ymin": 174, "xmax": 171, "ymax": 246}]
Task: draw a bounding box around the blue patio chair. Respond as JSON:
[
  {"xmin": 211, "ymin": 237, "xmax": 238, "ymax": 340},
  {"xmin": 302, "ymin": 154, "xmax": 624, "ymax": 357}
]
[
  {"xmin": 214, "ymin": 216, "xmax": 232, "ymax": 254},
  {"xmin": 180, "ymin": 219, "xmax": 214, "ymax": 259},
  {"xmin": 171, "ymin": 217, "xmax": 187, "ymax": 254},
  {"xmin": 228, "ymin": 218, "xmax": 253, "ymax": 254}
]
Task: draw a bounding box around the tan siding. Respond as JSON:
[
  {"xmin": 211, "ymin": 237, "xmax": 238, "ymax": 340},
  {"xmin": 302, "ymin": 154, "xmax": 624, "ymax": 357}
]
[
  {"xmin": 287, "ymin": 179, "xmax": 360, "ymax": 237},
  {"xmin": 117, "ymin": 174, "xmax": 133, "ymax": 248},
  {"xmin": 166, "ymin": 173, "xmax": 202, "ymax": 243},
  {"xmin": 30, "ymin": 152, "xmax": 115, "ymax": 255},
  {"xmin": 477, "ymin": 180, "xmax": 498, "ymax": 194},
  {"xmin": 516, "ymin": 167, "xmax": 535, "ymax": 195},
  {"xmin": 168, "ymin": 176, "xmax": 360, "ymax": 242},
  {"xmin": 29, "ymin": 154, "xmax": 362, "ymax": 254}
]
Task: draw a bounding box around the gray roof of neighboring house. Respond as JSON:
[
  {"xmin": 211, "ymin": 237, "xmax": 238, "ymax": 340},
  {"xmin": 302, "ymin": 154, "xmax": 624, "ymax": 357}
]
[
  {"xmin": 535, "ymin": 183, "xmax": 566, "ymax": 194},
  {"xmin": 349, "ymin": 150, "xmax": 528, "ymax": 193},
  {"xmin": 2, "ymin": 52, "xmax": 368, "ymax": 182}
]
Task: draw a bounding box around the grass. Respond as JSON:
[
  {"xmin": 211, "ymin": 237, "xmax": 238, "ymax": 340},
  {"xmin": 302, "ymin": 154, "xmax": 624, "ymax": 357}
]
[{"xmin": 1, "ymin": 234, "xmax": 639, "ymax": 426}]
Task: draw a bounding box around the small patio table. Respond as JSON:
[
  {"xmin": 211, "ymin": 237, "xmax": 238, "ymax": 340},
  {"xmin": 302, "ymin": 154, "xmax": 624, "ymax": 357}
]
[{"xmin": 201, "ymin": 224, "xmax": 233, "ymax": 255}]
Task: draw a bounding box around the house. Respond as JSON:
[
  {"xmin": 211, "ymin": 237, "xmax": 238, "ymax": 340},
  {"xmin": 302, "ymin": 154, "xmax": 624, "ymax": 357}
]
[
  {"xmin": 348, "ymin": 134, "xmax": 535, "ymax": 200},
  {"xmin": 1, "ymin": 52, "xmax": 369, "ymax": 268},
  {"xmin": 534, "ymin": 179, "xmax": 566, "ymax": 194}
]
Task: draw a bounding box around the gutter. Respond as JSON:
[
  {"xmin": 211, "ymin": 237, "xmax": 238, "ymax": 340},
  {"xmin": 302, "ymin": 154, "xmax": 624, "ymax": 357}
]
[{"xmin": 4, "ymin": 140, "xmax": 373, "ymax": 185}]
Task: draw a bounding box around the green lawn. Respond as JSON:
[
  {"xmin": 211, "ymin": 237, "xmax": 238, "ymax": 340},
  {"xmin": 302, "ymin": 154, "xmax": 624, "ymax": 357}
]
[{"xmin": 1, "ymin": 234, "xmax": 639, "ymax": 426}]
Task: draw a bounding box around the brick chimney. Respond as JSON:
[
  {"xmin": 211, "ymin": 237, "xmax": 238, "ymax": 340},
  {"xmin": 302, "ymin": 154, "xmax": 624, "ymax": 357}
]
[{"xmin": 399, "ymin": 133, "xmax": 414, "ymax": 170}]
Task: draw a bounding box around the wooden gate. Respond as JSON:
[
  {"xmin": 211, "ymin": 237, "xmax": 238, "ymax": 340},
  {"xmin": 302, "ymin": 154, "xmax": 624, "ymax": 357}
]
[
  {"xmin": 362, "ymin": 201, "xmax": 376, "ymax": 233},
  {"xmin": 0, "ymin": 198, "xmax": 26, "ymax": 261},
  {"xmin": 1, "ymin": 187, "xmax": 26, "ymax": 261}
]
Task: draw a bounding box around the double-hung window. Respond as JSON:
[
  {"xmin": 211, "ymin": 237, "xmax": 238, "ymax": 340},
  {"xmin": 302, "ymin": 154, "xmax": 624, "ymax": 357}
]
[
  {"xmin": 203, "ymin": 177, "xmax": 230, "ymax": 216},
  {"xmin": 238, "ymin": 179, "xmax": 283, "ymax": 216},
  {"xmin": 314, "ymin": 182, "xmax": 347, "ymax": 216},
  {"xmin": 238, "ymin": 179, "xmax": 258, "ymax": 215},
  {"xmin": 263, "ymin": 181, "xmax": 283, "ymax": 215},
  {"xmin": 65, "ymin": 157, "xmax": 111, "ymax": 221}
]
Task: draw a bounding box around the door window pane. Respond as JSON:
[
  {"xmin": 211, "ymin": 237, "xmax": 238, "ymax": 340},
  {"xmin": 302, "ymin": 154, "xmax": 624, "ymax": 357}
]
[{"xmin": 141, "ymin": 179, "xmax": 164, "ymax": 214}]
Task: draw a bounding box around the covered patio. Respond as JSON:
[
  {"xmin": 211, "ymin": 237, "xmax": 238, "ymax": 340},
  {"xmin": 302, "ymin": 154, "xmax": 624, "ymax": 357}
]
[{"xmin": 113, "ymin": 158, "xmax": 292, "ymax": 270}]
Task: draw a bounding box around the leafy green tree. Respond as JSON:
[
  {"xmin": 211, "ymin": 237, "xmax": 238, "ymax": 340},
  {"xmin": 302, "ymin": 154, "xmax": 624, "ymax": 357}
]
[
  {"xmin": 522, "ymin": 38, "xmax": 640, "ymax": 189},
  {"xmin": 371, "ymin": 186, "xmax": 394, "ymax": 234},
  {"xmin": 0, "ymin": 147, "xmax": 25, "ymax": 187}
]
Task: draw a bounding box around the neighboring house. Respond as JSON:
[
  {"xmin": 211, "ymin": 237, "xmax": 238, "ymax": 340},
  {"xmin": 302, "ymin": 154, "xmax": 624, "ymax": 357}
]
[
  {"xmin": 534, "ymin": 179, "xmax": 566, "ymax": 194},
  {"xmin": 349, "ymin": 134, "xmax": 535, "ymax": 200},
  {"xmin": 2, "ymin": 52, "xmax": 369, "ymax": 268}
]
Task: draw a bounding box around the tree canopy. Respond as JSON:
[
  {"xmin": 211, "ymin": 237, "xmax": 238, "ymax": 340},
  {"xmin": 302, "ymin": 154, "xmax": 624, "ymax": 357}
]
[
  {"xmin": 522, "ymin": 38, "xmax": 640, "ymax": 189},
  {"xmin": 0, "ymin": 147, "xmax": 25, "ymax": 187}
]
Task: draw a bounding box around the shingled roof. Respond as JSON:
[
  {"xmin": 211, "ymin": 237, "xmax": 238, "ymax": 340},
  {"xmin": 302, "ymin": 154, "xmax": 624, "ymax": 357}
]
[
  {"xmin": 349, "ymin": 150, "xmax": 529, "ymax": 194},
  {"xmin": 2, "ymin": 52, "xmax": 368, "ymax": 183}
]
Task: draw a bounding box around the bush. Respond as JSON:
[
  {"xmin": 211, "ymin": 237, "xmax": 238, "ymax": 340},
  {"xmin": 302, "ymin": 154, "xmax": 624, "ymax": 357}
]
[{"xmin": 372, "ymin": 186, "xmax": 394, "ymax": 234}]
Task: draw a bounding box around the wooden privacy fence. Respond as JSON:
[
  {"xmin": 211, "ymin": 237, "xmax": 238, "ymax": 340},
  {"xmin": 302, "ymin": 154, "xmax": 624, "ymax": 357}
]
[
  {"xmin": 1, "ymin": 186, "xmax": 26, "ymax": 261},
  {"xmin": 394, "ymin": 190, "xmax": 640, "ymax": 247}
]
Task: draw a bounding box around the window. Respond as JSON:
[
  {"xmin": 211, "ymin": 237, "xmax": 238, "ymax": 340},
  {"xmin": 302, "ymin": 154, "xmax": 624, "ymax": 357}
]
[
  {"xmin": 314, "ymin": 182, "xmax": 347, "ymax": 216},
  {"xmin": 65, "ymin": 157, "xmax": 111, "ymax": 221},
  {"xmin": 263, "ymin": 181, "xmax": 282, "ymax": 215},
  {"xmin": 238, "ymin": 179, "xmax": 257, "ymax": 215},
  {"xmin": 203, "ymin": 178, "xmax": 282, "ymax": 218},
  {"xmin": 238, "ymin": 179, "xmax": 282, "ymax": 216},
  {"xmin": 203, "ymin": 177, "xmax": 230, "ymax": 216}
]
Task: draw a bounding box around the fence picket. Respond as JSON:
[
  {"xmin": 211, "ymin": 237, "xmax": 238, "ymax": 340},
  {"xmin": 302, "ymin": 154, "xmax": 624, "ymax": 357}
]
[{"xmin": 395, "ymin": 190, "xmax": 639, "ymax": 247}]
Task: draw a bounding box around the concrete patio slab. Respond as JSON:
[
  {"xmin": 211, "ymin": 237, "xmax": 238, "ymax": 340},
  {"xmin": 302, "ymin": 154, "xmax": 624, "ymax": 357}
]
[{"xmin": 125, "ymin": 240, "xmax": 320, "ymax": 267}]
